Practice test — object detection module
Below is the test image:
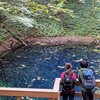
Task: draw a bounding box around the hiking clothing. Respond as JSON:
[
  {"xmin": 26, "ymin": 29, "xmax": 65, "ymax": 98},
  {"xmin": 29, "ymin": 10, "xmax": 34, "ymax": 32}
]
[
  {"xmin": 61, "ymin": 71, "xmax": 76, "ymax": 100},
  {"xmin": 82, "ymin": 91, "xmax": 94, "ymax": 100},
  {"xmin": 61, "ymin": 71, "xmax": 76, "ymax": 81},
  {"xmin": 78, "ymin": 68, "xmax": 95, "ymax": 100},
  {"xmin": 62, "ymin": 90, "xmax": 75, "ymax": 100},
  {"xmin": 78, "ymin": 68, "xmax": 94, "ymax": 92}
]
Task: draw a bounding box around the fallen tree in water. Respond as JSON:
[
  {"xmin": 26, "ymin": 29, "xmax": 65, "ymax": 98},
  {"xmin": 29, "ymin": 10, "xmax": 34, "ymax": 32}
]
[{"xmin": 0, "ymin": 35, "xmax": 99, "ymax": 58}]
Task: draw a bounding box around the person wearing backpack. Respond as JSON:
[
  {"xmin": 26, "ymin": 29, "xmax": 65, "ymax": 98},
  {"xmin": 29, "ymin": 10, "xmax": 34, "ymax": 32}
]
[
  {"xmin": 60, "ymin": 63, "xmax": 76, "ymax": 100},
  {"xmin": 78, "ymin": 60, "xmax": 96, "ymax": 100}
]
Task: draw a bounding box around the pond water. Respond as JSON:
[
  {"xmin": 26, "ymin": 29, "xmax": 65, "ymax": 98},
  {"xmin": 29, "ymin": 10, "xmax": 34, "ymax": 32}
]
[{"xmin": 0, "ymin": 45, "xmax": 100, "ymax": 100}]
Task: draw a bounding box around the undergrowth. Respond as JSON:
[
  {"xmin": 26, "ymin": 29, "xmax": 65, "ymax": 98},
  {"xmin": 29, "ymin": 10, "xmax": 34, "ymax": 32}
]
[{"xmin": 0, "ymin": 0, "xmax": 100, "ymax": 42}]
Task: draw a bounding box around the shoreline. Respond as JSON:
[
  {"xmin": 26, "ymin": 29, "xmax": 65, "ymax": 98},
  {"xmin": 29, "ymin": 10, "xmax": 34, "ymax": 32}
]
[{"xmin": 0, "ymin": 35, "xmax": 99, "ymax": 58}]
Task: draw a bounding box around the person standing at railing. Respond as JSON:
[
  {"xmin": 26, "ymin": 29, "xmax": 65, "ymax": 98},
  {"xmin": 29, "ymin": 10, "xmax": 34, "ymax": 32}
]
[
  {"xmin": 60, "ymin": 63, "xmax": 77, "ymax": 100},
  {"xmin": 78, "ymin": 60, "xmax": 96, "ymax": 100}
]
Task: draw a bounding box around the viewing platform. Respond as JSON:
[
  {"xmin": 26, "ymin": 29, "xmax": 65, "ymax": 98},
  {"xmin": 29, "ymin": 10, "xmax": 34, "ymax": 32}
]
[{"xmin": 0, "ymin": 78, "xmax": 100, "ymax": 100}]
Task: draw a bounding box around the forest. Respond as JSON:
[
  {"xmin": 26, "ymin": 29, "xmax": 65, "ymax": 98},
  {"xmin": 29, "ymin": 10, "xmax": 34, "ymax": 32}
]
[
  {"xmin": 0, "ymin": 1, "xmax": 100, "ymax": 99},
  {"xmin": 0, "ymin": 0, "xmax": 100, "ymax": 43}
]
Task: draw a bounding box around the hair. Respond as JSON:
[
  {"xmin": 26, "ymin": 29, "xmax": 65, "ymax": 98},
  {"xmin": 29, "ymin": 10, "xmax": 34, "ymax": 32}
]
[
  {"xmin": 65, "ymin": 63, "xmax": 72, "ymax": 70},
  {"xmin": 80, "ymin": 60, "xmax": 88, "ymax": 68}
]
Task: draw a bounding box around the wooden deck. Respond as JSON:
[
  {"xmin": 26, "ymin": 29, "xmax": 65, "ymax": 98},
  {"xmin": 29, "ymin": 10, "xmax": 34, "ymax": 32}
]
[{"xmin": 0, "ymin": 78, "xmax": 100, "ymax": 100}]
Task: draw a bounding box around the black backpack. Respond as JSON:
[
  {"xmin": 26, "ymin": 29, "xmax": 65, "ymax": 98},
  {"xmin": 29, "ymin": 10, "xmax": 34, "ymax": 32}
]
[{"xmin": 63, "ymin": 73, "xmax": 74, "ymax": 90}]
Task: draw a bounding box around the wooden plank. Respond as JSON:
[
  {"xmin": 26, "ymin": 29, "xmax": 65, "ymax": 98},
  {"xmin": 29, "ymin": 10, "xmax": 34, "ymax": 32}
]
[
  {"xmin": 94, "ymin": 93, "xmax": 100, "ymax": 98},
  {"xmin": 0, "ymin": 88, "xmax": 57, "ymax": 98},
  {"xmin": 17, "ymin": 96, "xmax": 21, "ymax": 100},
  {"xmin": 60, "ymin": 92, "xmax": 100, "ymax": 98},
  {"xmin": 54, "ymin": 78, "xmax": 100, "ymax": 87},
  {"xmin": 57, "ymin": 92, "xmax": 60, "ymax": 100},
  {"xmin": 75, "ymin": 92, "xmax": 82, "ymax": 97},
  {"xmin": 0, "ymin": 78, "xmax": 99, "ymax": 99},
  {"xmin": 75, "ymin": 79, "xmax": 100, "ymax": 87},
  {"xmin": 75, "ymin": 92, "xmax": 100, "ymax": 98},
  {"xmin": 95, "ymin": 79, "xmax": 100, "ymax": 87},
  {"xmin": 53, "ymin": 78, "xmax": 61, "ymax": 100},
  {"xmin": 0, "ymin": 88, "xmax": 52, "ymax": 92},
  {"xmin": 53, "ymin": 78, "xmax": 61, "ymax": 92}
]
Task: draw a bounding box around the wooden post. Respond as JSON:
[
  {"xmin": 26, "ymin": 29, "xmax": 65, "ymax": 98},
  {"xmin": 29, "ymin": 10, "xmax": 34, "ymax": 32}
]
[
  {"xmin": 58, "ymin": 92, "xmax": 60, "ymax": 100},
  {"xmin": 55, "ymin": 98, "xmax": 59, "ymax": 100},
  {"xmin": 17, "ymin": 96, "xmax": 21, "ymax": 100}
]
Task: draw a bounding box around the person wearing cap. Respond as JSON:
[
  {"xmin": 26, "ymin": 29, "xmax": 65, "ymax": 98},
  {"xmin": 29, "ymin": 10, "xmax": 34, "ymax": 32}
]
[
  {"xmin": 60, "ymin": 63, "xmax": 76, "ymax": 100},
  {"xmin": 78, "ymin": 60, "xmax": 95, "ymax": 100}
]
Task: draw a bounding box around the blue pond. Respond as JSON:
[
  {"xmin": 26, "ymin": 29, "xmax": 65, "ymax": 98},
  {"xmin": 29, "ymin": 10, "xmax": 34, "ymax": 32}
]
[{"xmin": 0, "ymin": 45, "xmax": 100, "ymax": 100}]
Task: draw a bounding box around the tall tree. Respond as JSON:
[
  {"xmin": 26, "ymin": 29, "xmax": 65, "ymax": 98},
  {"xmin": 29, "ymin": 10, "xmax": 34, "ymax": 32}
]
[{"xmin": 91, "ymin": 0, "xmax": 95, "ymax": 16}]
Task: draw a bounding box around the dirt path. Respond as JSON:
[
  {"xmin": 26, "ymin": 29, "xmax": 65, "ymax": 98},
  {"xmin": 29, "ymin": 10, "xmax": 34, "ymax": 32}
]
[{"xmin": 0, "ymin": 35, "xmax": 99, "ymax": 57}]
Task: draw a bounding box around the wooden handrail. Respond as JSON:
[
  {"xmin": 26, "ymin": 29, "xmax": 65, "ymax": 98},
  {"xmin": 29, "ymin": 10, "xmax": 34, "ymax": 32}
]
[
  {"xmin": 53, "ymin": 78, "xmax": 61, "ymax": 100},
  {"xmin": 0, "ymin": 78, "xmax": 99, "ymax": 100},
  {"xmin": 0, "ymin": 88, "xmax": 55, "ymax": 98},
  {"xmin": 0, "ymin": 78, "xmax": 61, "ymax": 100},
  {"xmin": 75, "ymin": 79, "xmax": 100, "ymax": 86},
  {"xmin": 53, "ymin": 78, "xmax": 61, "ymax": 92},
  {"xmin": 95, "ymin": 79, "xmax": 100, "ymax": 86}
]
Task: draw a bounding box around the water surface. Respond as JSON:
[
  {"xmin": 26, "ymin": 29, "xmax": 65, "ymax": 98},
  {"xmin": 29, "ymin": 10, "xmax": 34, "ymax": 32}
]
[{"xmin": 0, "ymin": 45, "xmax": 100, "ymax": 100}]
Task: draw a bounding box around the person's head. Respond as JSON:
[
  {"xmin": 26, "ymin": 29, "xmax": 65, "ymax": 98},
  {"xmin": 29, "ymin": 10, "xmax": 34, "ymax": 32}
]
[
  {"xmin": 80, "ymin": 60, "xmax": 88, "ymax": 68},
  {"xmin": 65, "ymin": 63, "xmax": 72, "ymax": 72}
]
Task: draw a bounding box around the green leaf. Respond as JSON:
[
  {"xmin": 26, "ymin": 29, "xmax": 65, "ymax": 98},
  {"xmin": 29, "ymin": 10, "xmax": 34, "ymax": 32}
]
[
  {"xmin": 30, "ymin": 1, "xmax": 35, "ymax": 7},
  {"xmin": 56, "ymin": 2, "xmax": 64, "ymax": 8},
  {"xmin": 0, "ymin": 2, "xmax": 2, "ymax": 7},
  {"xmin": 45, "ymin": 9, "xmax": 49, "ymax": 14},
  {"xmin": 13, "ymin": 9, "xmax": 17, "ymax": 14},
  {"xmin": 6, "ymin": 7, "xmax": 12, "ymax": 12}
]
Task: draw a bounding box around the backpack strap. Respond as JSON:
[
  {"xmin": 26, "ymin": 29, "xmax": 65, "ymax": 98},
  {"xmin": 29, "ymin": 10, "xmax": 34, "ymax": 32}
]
[
  {"xmin": 80, "ymin": 68, "xmax": 88, "ymax": 79},
  {"xmin": 64, "ymin": 71, "xmax": 73, "ymax": 76},
  {"xmin": 64, "ymin": 72, "xmax": 74, "ymax": 81}
]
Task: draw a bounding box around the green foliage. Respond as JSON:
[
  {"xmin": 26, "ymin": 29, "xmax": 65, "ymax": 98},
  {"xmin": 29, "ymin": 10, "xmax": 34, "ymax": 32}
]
[
  {"xmin": 63, "ymin": 0, "xmax": 100, "ymax": 35},
  {"xmin": 29, "ymin": 1, "xmax": 48, "ymax": 15},
  {"xmin": 0, "ymin": 0, "xmax": 99, "ymax": 42},
  {"xmin": 0, "ymin": 81, "xmax": 12, "ymax": 87},
  {"xmin": 11, "ymin": 16, "xmax": 37, "ymax": 27},
  {"xmin": 93, "ymin": 49, "xmax": 100, "ymax": 53},
  {"xmin": 0, "ymin": 2, "xmax": 3, "ymax": 7},
  {"xmin": 0, "ymin": 28, "xmax": 8, "ymax": 42},
  {"xmin": 28, "ymin": 0, "xmax": 74, "ymax": 20},
  {"xmin": 35, "ymin": 20, "xmax": 66, "ymax": 36}
]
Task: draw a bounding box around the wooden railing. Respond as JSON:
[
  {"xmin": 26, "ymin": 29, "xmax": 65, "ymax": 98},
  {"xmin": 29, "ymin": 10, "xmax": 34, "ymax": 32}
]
[
  {"xmin": 73, "ymin": 79, "xmax": 100, "ymax": 98},
  {"xmin": 0, "ymin": 78, "xmax": 100, "ymax": 100}
]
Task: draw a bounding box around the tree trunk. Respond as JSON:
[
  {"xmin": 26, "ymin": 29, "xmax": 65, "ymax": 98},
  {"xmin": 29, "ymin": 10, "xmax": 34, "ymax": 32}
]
[
  {"xmin": 84, "ymin": 0, "xmax": 86, "ymax": 17},
  {"xmin": 91, "ymin": 0, "xmax": 95, "ymax": 16}
]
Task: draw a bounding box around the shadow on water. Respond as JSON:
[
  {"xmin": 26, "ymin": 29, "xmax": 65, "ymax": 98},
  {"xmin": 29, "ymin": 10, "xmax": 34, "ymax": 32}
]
[{"xmin": 0, "ymin": 45, "xmax": 100, "ymax": 100}]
